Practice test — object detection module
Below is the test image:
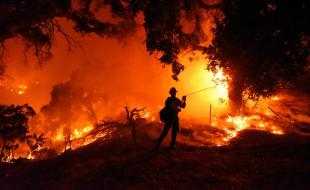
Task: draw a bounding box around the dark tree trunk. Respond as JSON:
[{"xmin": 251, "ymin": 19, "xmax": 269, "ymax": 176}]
[
  {"xmin": 0, "ymin": 141, "xmax": 6, "ymax": 161},
  {"xmin": 229, "ymin": 74, "xmax": 244, "ymax": 114}
]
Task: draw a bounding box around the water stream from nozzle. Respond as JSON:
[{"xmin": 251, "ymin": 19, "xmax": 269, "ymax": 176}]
[{"xmin": 184, "ymin": 86, "xmax": 217, "ymax": 97}]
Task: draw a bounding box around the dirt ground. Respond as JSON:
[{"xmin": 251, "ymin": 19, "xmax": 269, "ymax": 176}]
[{"xmin": 0, "ymin": 126, "xmax": 309, "ymax": 190}]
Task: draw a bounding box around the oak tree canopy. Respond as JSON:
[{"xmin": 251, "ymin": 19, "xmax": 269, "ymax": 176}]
[{"xmin": 0, "ymin": 0, "xmax": 309, "ymax": 104}]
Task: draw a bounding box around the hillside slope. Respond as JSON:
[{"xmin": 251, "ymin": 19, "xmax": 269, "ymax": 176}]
[{"xmin": 1, "ymin": 127, "xmax": 310, "ymax": 190}]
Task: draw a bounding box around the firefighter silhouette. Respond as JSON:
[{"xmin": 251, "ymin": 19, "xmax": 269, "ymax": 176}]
[{"xmin": 155, "ymin": 87, "xmax": 186, "ymax": 150}]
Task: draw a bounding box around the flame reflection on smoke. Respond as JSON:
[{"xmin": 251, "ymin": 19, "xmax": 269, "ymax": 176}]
[{"xmin": 0, "ymin": 18, "xmax": 289, "ymax": 162}]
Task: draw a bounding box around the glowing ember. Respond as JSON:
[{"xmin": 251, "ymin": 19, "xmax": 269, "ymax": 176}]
[
  {"xmin": 271, "ymin": 126, "xmax": 284, "ymax": 135},
  {"xmin": 141, "ymin": 111, "xmax": 155, "ymax": 121},
  {"xmin": 27, "ymin": 152, "xmax": 34, "ymax": 160},
  {"xmin": 16, "ymin": 84, "xmax": 28, "ymax": 95},
  {"xmin": 0, "ymin": 79, "xmax": 28, "ymax": 95},
  {"xmin": 271, "ymin": 96, "xmax": 281, "ymax": 101},
  {"xmin": 141, "ymin": 111, "xmax": 151, "ymax": 119}
]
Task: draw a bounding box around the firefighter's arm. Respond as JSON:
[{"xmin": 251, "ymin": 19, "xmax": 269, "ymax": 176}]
[{"xmin": 179, "ymin": 96, "xmax": 186, "ymax": 108}]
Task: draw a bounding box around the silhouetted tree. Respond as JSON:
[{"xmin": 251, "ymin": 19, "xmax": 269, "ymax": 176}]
[
  {"xmin": 125, "ymin": 106, "xmax": 145, "ymax": 145},
  {"xmin": 206, "ymin": 0, "xmax": 309, "ymax": 111},
  {"xmin": 40, "ymin": 82, "xmax": 99, "ymax": 143},
  {"xmin": 0, "ymin": 104, "xmax": 35, "ymax": 162},
  {"xmin": 0, "ymin": 0, "xmax": 221, "ymax": 78},
  {"xmin": 0, "ymin": 0, "xmax": 308, "ymax": 108}
]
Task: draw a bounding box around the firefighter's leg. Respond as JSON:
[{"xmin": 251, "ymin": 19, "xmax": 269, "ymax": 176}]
[
  {"xmin": 155, "ymin": 123, "xmax": 171, "ymax": 149},
  {"xmin": 170, "ymin": 119, "xmax": 179, "ymax": 148}
]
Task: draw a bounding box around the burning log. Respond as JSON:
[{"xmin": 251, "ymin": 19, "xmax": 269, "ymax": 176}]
[
  {"xmin": 268, "ymin": 106, "xmax": 281, "ymax": 118},
  {"xmin": 268, "ymin": 106, "xmax": 293, "ymax": 124},
  {"xmin": 65, "ymin": 120, "xmax": 125, "ymax": 150}
]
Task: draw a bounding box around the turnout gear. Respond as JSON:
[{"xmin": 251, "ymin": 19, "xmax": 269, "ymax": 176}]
[{"xmin": 156, "ymin": 88, "xmax": 186, "ymax": 149}]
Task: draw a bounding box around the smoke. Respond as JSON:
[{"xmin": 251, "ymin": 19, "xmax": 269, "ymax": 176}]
[
  {"xmin": 0, "ymin": 9, "xmax": 227, "ymax": 139},
  {"xmin": 0, "ymin": 18, "xmax": 174, "ymax": 134}
]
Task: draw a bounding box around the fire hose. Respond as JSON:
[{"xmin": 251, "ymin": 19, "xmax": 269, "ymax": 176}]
[{"xmin": 184, "ymin": 86, "xmax": 216, "ymax": 97}]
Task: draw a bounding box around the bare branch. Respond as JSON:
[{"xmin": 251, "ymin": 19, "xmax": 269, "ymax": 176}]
[{"xmin": 52, "ymin": 20, "xmax": 83, "ymax": 51}]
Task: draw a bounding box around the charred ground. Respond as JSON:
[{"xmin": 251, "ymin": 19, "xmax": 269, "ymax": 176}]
[{"xmin": 0, "ymin": 122, "xmax": 309, "ymax": 190}]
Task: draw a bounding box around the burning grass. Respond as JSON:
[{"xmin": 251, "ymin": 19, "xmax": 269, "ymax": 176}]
[
  {"xmin": 1, "ymin": 49, "xmax": 309, "ymax": 163},
  {"xmin": 4, "ymin": 85, "xmax": 309, "ymax": 162},
  {"xmin": 1, "ymin": 122, "xmax": 309, "ymax": 190}
]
